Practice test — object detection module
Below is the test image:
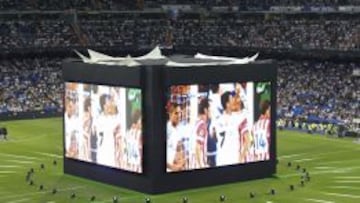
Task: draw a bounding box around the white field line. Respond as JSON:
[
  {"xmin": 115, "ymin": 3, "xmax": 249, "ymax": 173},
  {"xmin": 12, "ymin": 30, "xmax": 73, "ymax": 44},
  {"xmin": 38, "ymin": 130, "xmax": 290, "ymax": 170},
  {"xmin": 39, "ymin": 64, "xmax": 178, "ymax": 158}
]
[
  {"xmin": 0, "ymin": 165, "xmax": 22, "ymax": 168},
  {"xmin": 278, "ymin": 153, "xmax": 308, "ymax": 159},
  {"xmin": 317, "ymin": 159, "xmax": 360, "ymax": 165},
  {"xmin": 305, "ymin": 198, "xmax": 335, "ymax": 203},
  {"xmin": 314, "ymin": 166, "xmax": 336, "ymax": 170},
  {"xmin": 5, "ymin": 198, "xmax": 31, "ymax": 203},
  {"xmin": 334, "ymin": 180, "xmax": 360, "ymax": 183},
  {"xmin": 4, "ymin": 160, "xmax": 34, "ymax": 164},
  {"xmin": 293, "ymin": 158, "xmax": 317, "ymax": 163},
  {"xmin": 328, "ymin": 186, "xmax": 360, "ymax": 190},
  {"xmin": 6, "ymin": 134, "xmax": 48, "ymax": 143},
  {"xmin": 313, "ymin": 166, "xmax": 360, "ymax": 173},
  {"xmin": 322, "ymin": 192, "xmax": 360, "ymax": 199},
  {"xmin": 0, "ymin": 186, "xmax": 85, "ymax": 201},
  {"xmin": 0, "ymin": 153, "xmax": 41, "ymax": 160},
  {"xmin": 282, "ymin": 149, "xmax": 359, "ymax": 163},
  {"xmin": 0, "ymin": 171, "xmax": 17, "ymax": 174},
  {"xmin": 279, "ymin": 166, "xmax": 360, "ymax": 178},
  {"xmin": 333, "ymin": 176, "xmax": 360, "ymax": 179},
  {"xmin": 32, "ymin": 152, "xmax": 62, "ymax": 158}
]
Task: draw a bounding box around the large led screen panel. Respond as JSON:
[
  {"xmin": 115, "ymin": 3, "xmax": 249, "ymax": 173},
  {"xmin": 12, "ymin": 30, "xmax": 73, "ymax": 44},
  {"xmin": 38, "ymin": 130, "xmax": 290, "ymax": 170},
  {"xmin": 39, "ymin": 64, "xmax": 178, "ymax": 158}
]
[
  {"xmin": 166, "ymin": 82, "xmax": 271, "ymax": 172},
  {"xmin": 64, "ymin": 82, "xmax": 143, "ymax": 173}
]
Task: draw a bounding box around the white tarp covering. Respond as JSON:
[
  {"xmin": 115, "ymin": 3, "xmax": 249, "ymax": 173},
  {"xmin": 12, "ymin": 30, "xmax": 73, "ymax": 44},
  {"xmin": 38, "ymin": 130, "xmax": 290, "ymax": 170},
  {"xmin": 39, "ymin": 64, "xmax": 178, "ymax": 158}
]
[
  {"xmin": 75, "ymin": 46, "xmax": 166, "ymax": 66},
  {"xmin": 134, "ymin": 46, "xmax": 166, "ymax": 60},
  {"xmin": 166, "ymin": 52, "xmax": 259, "ymax": 67},
  {"xmin": 194, "ymin": 52, "xmax": 259, "ymax": 62},
  {"xmin": 75, "ymin": 46, "xmax": 259, "ymax": 67},
  {"xmin": 87, "ymin": 49, "xmax": 118, "ymax": 61}
]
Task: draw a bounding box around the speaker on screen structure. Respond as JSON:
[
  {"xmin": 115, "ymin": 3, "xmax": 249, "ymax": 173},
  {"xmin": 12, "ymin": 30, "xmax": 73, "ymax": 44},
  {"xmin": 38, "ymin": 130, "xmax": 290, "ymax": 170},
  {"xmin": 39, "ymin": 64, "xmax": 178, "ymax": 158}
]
[{"xmin": 62, "ymin": 58, "xmax": 277, "ymax": 194}]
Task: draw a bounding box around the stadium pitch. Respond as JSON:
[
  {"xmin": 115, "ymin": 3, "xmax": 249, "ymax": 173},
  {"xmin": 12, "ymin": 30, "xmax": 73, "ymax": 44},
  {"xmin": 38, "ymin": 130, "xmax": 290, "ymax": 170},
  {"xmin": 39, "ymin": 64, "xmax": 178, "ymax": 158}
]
[{"xmin": 0, "ymin": 118, "xmax": 359, "ymax": 203}]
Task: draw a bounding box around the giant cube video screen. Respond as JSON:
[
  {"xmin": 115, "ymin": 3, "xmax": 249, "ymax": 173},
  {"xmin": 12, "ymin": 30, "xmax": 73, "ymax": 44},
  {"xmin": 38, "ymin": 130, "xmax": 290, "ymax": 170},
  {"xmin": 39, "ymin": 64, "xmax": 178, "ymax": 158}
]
[
  {"xmin": 166, "ymin": 82, "xmax": 271, "ymax": 172},
  {"xmin": 64, "ymin": 82, "xmax": 143, "ymax": 173}
]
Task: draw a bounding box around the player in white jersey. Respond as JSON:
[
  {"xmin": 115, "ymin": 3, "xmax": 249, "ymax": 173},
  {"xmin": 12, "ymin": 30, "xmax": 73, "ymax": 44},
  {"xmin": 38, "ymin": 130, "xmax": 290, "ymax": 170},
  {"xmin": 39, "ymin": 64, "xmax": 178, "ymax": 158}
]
[
  {"xmin": 126, "ymin": 110, "xmax": 142, "ymax": 172},
  {"xmin": 166, "ymin": 103, "xmax": 186, "ymax": 172},
  {"xmin": 232, "ymin": 83, "xmax": 254, "ymax": 163},
  {"xmin": 215, "ymin": 91, "xmax": 240, "ymax": 166},
  {"xmin": 253, "ymin": 100, "xmax": 271, "ymax": 161},
  {"xmin": 81, "ymin": 97, "xmax": 92, "ymax": 162},
  {"xmin": 96, "ymin": 94, "xmax": 120, "ymax": 168},
  {"xmin": 114, "ymin": 124, "xmax": 123, "ymax": 168},
  {"xmin": 64, "ymin": 95, "xmax": 80, "ymax": 158}
]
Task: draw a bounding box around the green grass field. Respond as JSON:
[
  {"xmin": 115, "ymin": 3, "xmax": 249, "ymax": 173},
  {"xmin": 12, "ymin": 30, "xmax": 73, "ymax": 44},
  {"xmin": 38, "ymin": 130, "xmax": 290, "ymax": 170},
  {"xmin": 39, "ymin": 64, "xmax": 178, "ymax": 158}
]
[{"xmin": 0, "ymin": 117, "xmax": 359, "ymax": 203}]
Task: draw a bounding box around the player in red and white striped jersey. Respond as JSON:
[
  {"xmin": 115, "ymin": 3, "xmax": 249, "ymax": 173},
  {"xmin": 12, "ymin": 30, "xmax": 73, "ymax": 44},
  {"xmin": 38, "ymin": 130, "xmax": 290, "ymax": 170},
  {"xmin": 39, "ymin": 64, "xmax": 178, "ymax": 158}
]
[
  {"xmin": 253, "ymin": 100, "xmax": 271, "ymax": 161},
  {"xmin": 194, "ymin": 98, "xmax": 210, "ymax": 169},
  {"xmin": 232, "ymin": 83, "xmax": 253, "ymax": 163},
  {"xmin": 232, "ymin": 100, "xmax": 253, "ymax": 163}
]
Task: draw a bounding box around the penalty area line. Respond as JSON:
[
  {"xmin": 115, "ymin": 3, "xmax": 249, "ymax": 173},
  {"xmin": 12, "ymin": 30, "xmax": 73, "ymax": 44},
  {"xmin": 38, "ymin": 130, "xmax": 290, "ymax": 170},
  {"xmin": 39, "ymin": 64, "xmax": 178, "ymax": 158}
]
[{"xmin": 305, "ymin": 198, "xmax": 335, "ymax": 203}]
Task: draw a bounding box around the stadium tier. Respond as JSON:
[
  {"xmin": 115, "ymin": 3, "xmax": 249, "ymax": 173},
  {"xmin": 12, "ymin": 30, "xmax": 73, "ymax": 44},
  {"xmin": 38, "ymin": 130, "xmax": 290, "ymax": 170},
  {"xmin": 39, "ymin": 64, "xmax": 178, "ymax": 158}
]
[
  {"xmin": 0, "ymin": 0, "xmax": 359, "ymax": 10},
  {"xmin": 0, "ymin": 14, "xmax": 358, "ymax": 51},
  {"xmin": 0, "ymin": 2, "xmax": 359, "ymax": 201},
  {"xmin": 1, "ymin": 57, "xmax": 358, "ymax": 128}
]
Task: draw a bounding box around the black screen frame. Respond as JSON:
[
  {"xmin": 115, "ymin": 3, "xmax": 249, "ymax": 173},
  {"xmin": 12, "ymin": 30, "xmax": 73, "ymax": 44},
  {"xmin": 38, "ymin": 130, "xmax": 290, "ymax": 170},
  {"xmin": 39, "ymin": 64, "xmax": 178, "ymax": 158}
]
[
  {"xmin": 62, "ymin": 60, "xmax": 151, "ymax": 193},
  {"xmin": 150, "ymin": 62, "xmax": 277, "ymax": 193}
]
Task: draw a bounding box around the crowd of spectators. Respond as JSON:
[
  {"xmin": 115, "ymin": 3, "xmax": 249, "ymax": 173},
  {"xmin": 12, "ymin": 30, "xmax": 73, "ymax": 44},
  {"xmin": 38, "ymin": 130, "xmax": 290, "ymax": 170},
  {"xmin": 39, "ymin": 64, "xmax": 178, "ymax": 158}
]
[
  {"xmin": 0, "ymin": 0, "xmax": 359, "ymax": 11},
  {"xmin": 0, "ymin": 0, "xmax": 99, "ymax": 11},
  {"xmin": 0, "ymin": 56, "xmax": 358, "ymax": 127},
  {"xmin": 169, "ymin": 16, "xmax": 359, "ymax": 51},
  {"xmin": 277, "ymin": 60, "xmax": 359, "ymax": 124},
  {"xmin": 0, "ymin": 0, "xmax": 146, "ymax": 11},
  {"xmin": 153, "ymin": 0, "xmax": 360, "ymax": 8},
  {"xmin": 0, "ymin": 58, "xmax": 63, "ymax": 114},
  {"xmin": 80, "ymin": 17, "xmax": 170, "ymax": 48},
  {"xmin": 0, "ymin": 11, "xmax": 358, "ymax": 128},
  {"xmin": 0, "ymin": 15, "xmax": 358, "ymax": 51},
  {"xmin": 0, "ymin": 20, "xmax": 79, "ymax": 49}
]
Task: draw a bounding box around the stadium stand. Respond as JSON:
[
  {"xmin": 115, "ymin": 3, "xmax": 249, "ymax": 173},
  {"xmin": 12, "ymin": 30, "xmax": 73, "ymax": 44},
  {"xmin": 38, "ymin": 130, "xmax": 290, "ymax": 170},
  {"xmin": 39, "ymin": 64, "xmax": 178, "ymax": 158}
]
[
  {"xmin": 0, "ymin": 0, "xmax": 359, "ymax": 11},
  {"xmin": 277, "ymin": 60, "xmax": 359, "ymax": 125},
  {"xmin": 0, "ymin": 14, "xmax": 358, "ymax": 51},
  {"xmin": 0, "ymin": 2, "xmax": 358, "ymax": 134},
  {"xmin": 0, "ymin": 19, "xmax": 79, "ymax": 49},
  {"xmin": 0, "ymin": 58, "xmax": 63, "ymax": 114}
]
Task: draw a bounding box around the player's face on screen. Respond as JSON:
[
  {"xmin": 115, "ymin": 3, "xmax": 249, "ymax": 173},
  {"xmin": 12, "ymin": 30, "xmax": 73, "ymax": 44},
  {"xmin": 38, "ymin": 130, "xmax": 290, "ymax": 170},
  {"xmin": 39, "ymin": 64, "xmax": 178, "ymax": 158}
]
[
  {"xmin": 235, "ymin": 83, "xmax": 242, "ymax": 94},
  {"xmin": 266, "ymin": 106, "xmax": 271, "ymax": 117},
  {"xmin": 84, "ymin": 109, "xmax": 90, "ymax": 121},
  {"xmin": 205, "ymin": 106, "xmax": 211, "ymax": 120},
  {"xmin": 136, "ymin": 116, "xmax": 142, "ymax": 130},
  {"xmin": 66, "ymin": 98, "xmax": 75, "ymax": 117},
  {"xmin": 102, "ymin": 96, "xmax": 116, "ymax": 115},
  {"xmin": 84, "ymin": 103, "xmax": 91, "ymax": 120},
  {"xmin": 226, "ymin": 95, "xmax": 234, "ymax": 112},
  {"xmin": 174, "ymin": 141, "xmax": 185, "ymax": 168},
  {"xmin": 170, "ymin": 106, "xmax": 181, "ymax": 127},
  {"xmin": 232, "ymin": 96, "xmax": 242, "ymax": 112}
]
